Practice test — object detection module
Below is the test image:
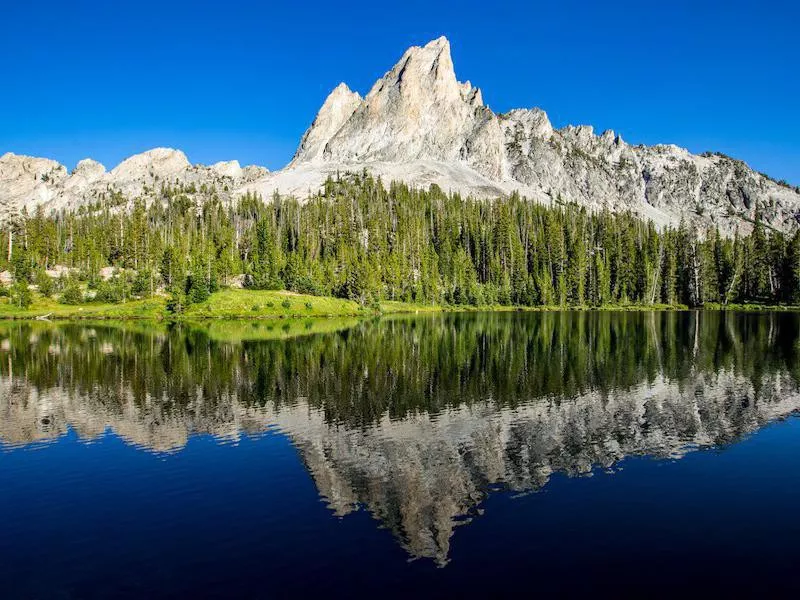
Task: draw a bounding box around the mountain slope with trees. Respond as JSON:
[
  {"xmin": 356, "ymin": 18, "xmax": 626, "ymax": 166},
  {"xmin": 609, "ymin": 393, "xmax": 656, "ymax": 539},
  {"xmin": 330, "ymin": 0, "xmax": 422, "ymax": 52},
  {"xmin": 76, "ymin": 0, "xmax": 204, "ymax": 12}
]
[{"xmin": 1, "ymin": 172, "xmax": 798, "ymax": 312}]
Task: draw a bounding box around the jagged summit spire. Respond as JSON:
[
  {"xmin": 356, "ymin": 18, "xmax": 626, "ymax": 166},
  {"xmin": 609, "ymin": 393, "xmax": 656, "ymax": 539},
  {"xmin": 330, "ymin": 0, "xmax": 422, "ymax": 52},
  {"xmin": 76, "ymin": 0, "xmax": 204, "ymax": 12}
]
[
  {"xmin": 426, "ymin": 35, "xmax": 450, "ymax": 49},
  {"xmin": 330, "ymin": 81, "xmax": 356, "ymax": 96},
  {"xmin": 291, "ymin": 35, "xmax": 493, "ymax": 170},
  {"xmin": 369, "ymin": 35, "xmax": 459, "ymax": 99},
  {"xmin": 403, "ymin": 35, "xmax": 452, "ymax": 66}
]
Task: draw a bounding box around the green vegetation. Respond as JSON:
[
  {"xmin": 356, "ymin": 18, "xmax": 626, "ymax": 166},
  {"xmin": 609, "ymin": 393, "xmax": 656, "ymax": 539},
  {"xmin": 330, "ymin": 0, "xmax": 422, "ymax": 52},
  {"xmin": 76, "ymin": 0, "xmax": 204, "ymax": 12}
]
[
  {"xmin": 2, "ymin": 311, "xmax": 798, "ymax": 428},
  {"xmin": 0, "ymin": 289, "xmax": 370, "ymax": 320},
  {"xmin": 0, "ymin": 296, "xmax": 167, "ymax": 319},
  {"xmin": 0, "ymin": 287, "xmax": 709, "ymax": 321},
  {"xmin": 1, "ymin": 172, "xmax": 799, "ymax": 320},
  {"xmin": 182, "ymin": 289, "xmax": 364, "ymax": 318}
]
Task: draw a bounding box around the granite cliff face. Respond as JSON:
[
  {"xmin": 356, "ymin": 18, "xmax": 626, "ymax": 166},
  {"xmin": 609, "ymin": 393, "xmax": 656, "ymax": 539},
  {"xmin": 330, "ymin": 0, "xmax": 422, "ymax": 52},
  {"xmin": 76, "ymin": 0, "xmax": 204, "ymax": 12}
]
[{"xmin": 2, "ymin": 37, "xmax": 799, "ymax": 233}]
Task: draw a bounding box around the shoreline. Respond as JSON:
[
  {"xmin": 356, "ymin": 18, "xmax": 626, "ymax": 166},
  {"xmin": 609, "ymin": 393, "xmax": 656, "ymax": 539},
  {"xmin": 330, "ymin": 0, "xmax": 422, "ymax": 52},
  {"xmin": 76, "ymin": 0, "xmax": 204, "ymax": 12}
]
[{"xmin": 1, "ymin": 289, "xmax": 798, "ymax": 322}]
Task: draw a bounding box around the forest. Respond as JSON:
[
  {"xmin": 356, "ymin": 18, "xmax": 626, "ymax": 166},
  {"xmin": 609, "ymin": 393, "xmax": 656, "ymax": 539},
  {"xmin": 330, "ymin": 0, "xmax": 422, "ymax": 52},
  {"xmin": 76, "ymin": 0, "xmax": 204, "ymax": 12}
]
[{"xmin": 1, "ymin": 171, "xmax": 799, "ymax": 310}]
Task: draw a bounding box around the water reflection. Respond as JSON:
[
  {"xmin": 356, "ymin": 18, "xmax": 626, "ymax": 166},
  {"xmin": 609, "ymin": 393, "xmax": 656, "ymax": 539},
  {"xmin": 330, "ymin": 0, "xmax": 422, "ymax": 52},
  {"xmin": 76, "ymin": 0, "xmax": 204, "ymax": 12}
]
[{"xmin": 1, "ymin": 312, "xmax": 799, "ymax": 564}]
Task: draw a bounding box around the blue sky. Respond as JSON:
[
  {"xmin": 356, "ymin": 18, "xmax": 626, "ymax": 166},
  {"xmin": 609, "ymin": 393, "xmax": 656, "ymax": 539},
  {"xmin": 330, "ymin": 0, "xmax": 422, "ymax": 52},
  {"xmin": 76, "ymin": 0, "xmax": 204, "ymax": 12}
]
[{"xmin": 2, "ymin": 0, "xmax": 798, "ymax": 183}]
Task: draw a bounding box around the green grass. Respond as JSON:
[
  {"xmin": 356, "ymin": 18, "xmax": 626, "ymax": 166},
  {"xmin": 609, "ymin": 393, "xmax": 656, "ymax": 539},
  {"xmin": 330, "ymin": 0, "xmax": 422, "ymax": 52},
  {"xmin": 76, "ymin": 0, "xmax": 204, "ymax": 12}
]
[
  {"xmin": 0, "ymin": 296, "xmax": 167, "ymax": 319},
  {"xmin": 182, "ymin": 289, "xmax": 368, "ymax": 318},
  {"xmin": 0, "ymin": 289, "xmax": 368, "ymax": 320},
  {"xmin": 703, "ymin": 302, "xmax": 800, "ymax": 312},
  {"xmin": 1, "ymin": 288, "xmax": 798, "ymax": 322},
  {"xmin": 378, "ymin": 300, "xmax": 443, "ymax": 314}
]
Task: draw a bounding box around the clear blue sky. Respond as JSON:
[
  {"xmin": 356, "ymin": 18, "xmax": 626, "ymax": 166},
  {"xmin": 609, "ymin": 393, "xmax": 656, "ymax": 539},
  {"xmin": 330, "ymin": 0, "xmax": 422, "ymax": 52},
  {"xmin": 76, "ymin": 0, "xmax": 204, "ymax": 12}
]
[{"xmin": 2, "ymin": 0, "xmax": 798, "ymax": 183}]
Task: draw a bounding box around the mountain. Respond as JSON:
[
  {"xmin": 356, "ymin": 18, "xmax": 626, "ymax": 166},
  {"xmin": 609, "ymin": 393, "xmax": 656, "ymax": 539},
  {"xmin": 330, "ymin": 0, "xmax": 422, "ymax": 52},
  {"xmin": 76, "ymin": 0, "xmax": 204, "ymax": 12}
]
[
  {"xmin": 287, "ymin": 36, "xmax": 800, "ymax": 232},
  {"xmin": 0, "ymin": 148, "xmax": 268, "ymax": 220},
  {"xmin": 2, "ymin": 36, "xmax": 799, "ymax": 234}
]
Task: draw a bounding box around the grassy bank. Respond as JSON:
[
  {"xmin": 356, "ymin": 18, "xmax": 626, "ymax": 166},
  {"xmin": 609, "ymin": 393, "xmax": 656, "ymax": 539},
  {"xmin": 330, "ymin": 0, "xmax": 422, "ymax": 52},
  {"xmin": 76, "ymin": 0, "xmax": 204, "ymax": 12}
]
[
  {"xmin": 0, "ymin": 289, "xmax": 369, "ymax": 320},
  {"xmin": 182, "ymin": 289, "xmax": 367, "ymax": 319},
  {"xmin": 703, "ymin": 302, "xmax": 800, "ymax": 312},
  {"xmin": 0, "ymin": 289, "xmax": 797, "ymax": 321},
  {"xmin": 0, "ymin": 296, "xmax": 168, "ymax": 320}
]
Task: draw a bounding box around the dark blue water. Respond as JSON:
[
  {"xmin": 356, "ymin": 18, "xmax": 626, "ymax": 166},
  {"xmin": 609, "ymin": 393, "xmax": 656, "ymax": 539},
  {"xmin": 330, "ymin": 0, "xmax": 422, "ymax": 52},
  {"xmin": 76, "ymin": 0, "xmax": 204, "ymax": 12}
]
[{"xmin": 2, "ymin": 312, "xmax": 800, "ymax": 598}]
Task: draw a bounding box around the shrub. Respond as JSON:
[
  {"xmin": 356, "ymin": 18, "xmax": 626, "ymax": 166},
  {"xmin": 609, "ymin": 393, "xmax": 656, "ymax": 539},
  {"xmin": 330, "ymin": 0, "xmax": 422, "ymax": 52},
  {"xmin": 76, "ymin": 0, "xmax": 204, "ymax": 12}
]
[
  {"xmin": 95, "ymin": 279, "xmax": 125, "ymax": 303},
  {"xmin": 12, "ymin": 282, "xmax": 32, "ymax": 309},
  {"xmin": 251, "ymin": 304, "xmax": 260, "ymax": 312},
  {"xmin": 266, "ymin": 301, "xmax": 275, "ymax": 308},
  {"xmin": 281, "ymin": 299, "xmax": 291, "ymax": 310},
  {"xmin": 36, "ymin": 271, "xmax": 55, "ymax": 298},
  {"xmin": 293, "ymin": 275, "xmax": 323, "ymax": 296},
  {"xmin": 166, "ymin": 292, "xmax": 187, "ymax": 314},
  {"xmin": 131, "ymin": 270, "xmax": 151, "ymax": 297},
  {"xmin": 0, "ymin": 284, "xmax": 9, "ymax": 298},
  {"xmin": 305, "ymin": 301, "xmax": 313, "ymax": 310},
  {"xmin": 61, "ymin": 280, "xmax": 84, "ymax": 305},
  {"xmin": 186, "ymin": 274, "xmax": 210, "ymax": 304}
]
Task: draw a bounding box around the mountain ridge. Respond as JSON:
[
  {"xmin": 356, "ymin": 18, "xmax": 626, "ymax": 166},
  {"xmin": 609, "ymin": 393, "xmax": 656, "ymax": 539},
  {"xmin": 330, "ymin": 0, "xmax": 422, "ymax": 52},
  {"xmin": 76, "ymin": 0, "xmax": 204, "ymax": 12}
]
[{"xmin": 2, "ymin": 36, "xmax": 799, "ymax": 234}]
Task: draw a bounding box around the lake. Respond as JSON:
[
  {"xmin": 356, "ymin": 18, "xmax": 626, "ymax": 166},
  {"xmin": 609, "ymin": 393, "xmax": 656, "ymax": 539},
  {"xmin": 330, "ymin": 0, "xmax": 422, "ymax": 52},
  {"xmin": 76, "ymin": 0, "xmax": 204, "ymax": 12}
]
[{"xmin": 2, "ymin": 311, "xmax": 800, "ymax": 598}]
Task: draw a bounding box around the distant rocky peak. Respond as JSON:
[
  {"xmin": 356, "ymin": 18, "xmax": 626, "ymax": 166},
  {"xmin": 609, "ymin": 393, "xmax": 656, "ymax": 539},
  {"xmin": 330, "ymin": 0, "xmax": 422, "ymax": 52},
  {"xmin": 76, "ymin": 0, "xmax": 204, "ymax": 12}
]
[
  {"xmin": 290, "ymin": 83, "xmax": 362, "ymax": 165},
  {"xmin": 0, "ymin": 152, "xmax": 66, "ymax": 180},
  {"xmin": 73, "ymin": 158, "xmax": 106, "ymax": 177},
  {"xmin": 109, "ymin": 148, "xmax": 191, "ymax": 181},
  {"xmin": 328, "ymin": 82, "xmax": 361, "ymax": 103},
  {"xmin": 210, "ymin": 160, "xmax": 242, "ymax": 179}
]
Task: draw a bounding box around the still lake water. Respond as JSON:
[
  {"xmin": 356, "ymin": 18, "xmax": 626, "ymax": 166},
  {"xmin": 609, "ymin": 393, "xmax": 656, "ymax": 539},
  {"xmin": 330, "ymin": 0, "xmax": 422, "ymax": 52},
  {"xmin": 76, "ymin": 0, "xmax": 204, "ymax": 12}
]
[{"xmin": 2, "ymin": 311, "xmax": 800, "ymax": 598}]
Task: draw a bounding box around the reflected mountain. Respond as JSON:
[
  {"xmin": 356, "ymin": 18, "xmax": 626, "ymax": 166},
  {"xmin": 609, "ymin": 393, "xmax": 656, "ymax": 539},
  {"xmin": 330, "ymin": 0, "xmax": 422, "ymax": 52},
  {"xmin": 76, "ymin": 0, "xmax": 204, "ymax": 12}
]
[{"xmin": 2, "ymin": 312, "xmax": 799, "ymax": 564}]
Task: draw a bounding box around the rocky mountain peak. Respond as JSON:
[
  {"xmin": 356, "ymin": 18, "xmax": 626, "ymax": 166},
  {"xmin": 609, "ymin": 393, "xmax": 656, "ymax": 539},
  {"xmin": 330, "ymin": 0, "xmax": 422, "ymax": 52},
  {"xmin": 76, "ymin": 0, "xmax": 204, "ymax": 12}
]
[
  {"xmin": 378, "ymin": 36, "xmax": 460, "ymax": 98},
  {"xmin": 73, "ymin": 158, "xmax": 106, "ymax": 178},
  {"xmin": 0, "ymin": 152, "xmax": 66, "ymax": 182},
  {"xmin": 109, "ymin": 147, "xmax": 191, "ymax": 181},
  {"xmin": 290, "ymin": 83, "xmax": 362, "ymax": 165},
  {"xmin": 210, "ymin": 160, "xmax": 243, "ymax": 179},
  {"xmin": 290, "ymin": 35, "xmax": 496, "ymax": 170}
]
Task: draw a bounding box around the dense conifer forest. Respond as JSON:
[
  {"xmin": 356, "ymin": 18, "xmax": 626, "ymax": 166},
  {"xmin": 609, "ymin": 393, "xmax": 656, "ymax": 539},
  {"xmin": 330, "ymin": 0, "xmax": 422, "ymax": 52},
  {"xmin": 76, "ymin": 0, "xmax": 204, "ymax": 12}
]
[{"xmin": 2, "ymin": 172, "xmax": 799, "ymax": 310}]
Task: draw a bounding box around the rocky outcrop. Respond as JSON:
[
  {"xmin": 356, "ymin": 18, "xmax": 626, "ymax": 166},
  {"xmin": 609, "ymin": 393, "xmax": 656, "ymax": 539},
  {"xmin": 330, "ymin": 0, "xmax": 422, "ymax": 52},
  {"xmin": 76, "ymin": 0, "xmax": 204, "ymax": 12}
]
[
  {"xmin": 0, "ymin": 152, "xmax": 68, "ymax": 217},
  {"xmin": 0, "ymin": 148, "xmax": 269, "ymax": 219}
]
